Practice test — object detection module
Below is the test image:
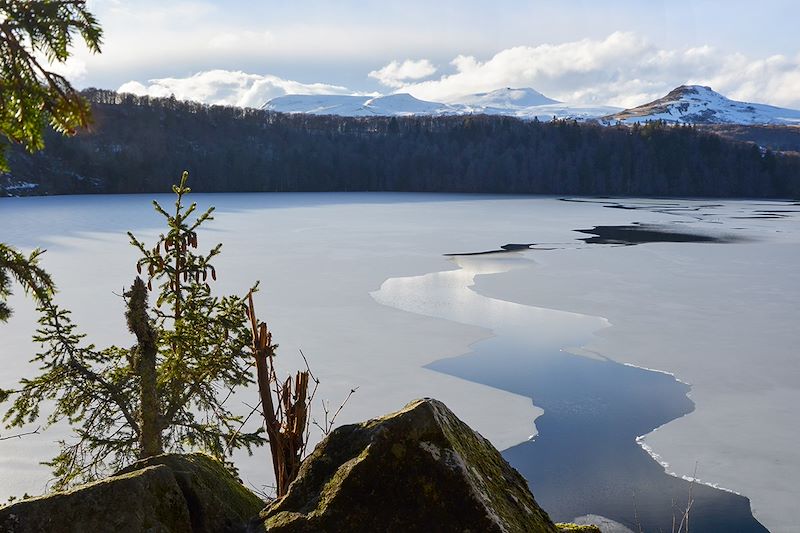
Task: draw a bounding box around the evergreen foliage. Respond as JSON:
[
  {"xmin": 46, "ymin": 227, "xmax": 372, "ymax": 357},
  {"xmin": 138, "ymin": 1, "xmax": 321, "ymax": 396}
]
[
  {"xmin": 0, "ymin": 244, "xmax": 54, "ymax": 321},
  {"xmin": 0, "ymin": 173, "xmax": 264, "ymax": 490},
  {"xmin": 0, "ymin": 0, "xmax": 102, "ymax": 171},
  {"xmin": 0, "ymin": 0, "xmax": 101, "ymax": 322}
]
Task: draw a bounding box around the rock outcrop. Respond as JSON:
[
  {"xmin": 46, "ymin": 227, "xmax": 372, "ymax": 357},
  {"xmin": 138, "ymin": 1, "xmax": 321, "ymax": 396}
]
[
  {"xmin": 0, "ymin": 400, "xmax": 600, "ymax": 532},
  {"xmin": 0, "ymin": 453, "xmax": 263, "ymax": 533},
  {"xmin": 257, "ymin": 398, "xmax": 558, "ymax": 533}
]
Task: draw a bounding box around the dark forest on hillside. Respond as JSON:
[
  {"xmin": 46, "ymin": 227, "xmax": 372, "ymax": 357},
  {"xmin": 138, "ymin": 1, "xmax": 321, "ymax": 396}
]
[{"xmin": 3, "ymin": 89, "xmax": 799, "ymax": 197}]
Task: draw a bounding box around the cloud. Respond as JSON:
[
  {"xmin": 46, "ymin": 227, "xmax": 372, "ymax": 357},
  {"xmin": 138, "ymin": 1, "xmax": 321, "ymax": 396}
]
[
  {"xmin": 116, "ymin": 34, "xmax": 800, "ymax": 111},
  {"xmin": 368, "ymin": 59, "xmax": 437, "ymax": 88},
  {"xmin": 391, "ymin": 32, "xmax": 800, "ymax": 109},
  {"xmin": 117, "ymin": 70, "xmax": 354, "ymax": 108},
  {"xmin": 700, "ymin": 52, "xmax": 800, "ymax": 109}
]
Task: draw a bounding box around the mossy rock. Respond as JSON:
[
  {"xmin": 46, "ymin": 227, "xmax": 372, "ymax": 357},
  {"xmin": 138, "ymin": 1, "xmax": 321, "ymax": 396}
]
[
  {"xmin": 0, "ymin": 453, "xmax": 263, "ymax": 533},
  {"xmin": 0, "ymin": 464, "xmax": 190, "ymax": 533},
  {"xmin": 257, "ymin": 398, "xmax": 558, "ymax": 533},
  {"xmin": 117, "ymin": 453, "xmax": 265, "ymax": 532}
]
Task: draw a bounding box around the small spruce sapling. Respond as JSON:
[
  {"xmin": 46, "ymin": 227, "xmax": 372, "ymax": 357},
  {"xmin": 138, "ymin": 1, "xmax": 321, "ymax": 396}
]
[{"xmin": 1, "ymin": 172, "xmax": 264, "ymax": 489}]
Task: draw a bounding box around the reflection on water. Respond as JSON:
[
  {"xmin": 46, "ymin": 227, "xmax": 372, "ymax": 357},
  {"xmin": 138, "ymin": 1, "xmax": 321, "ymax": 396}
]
[{"xmin": 373, "ymin": 255, "xmax": 767, "ymax": 532}]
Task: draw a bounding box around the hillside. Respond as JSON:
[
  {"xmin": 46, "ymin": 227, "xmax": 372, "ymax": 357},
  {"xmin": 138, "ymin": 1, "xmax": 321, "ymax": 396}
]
[
  {"xmin": 702, "ymin": 124, "xmax": 800, "ymax": 153},
  {"xmin": 2, "ymin": 89, "xmax": 799, "ymax": 198},
  {"xmin": 264, "ymin": 93, "xmax": 461, "ymax": 117},
  {"xmin": 452, "ymin": 87, "xmax": 559, "ymax": 108},
  {"xmin": 265, "ymin": 87, "xmax": 621, "ymax": 121},
  {"xmin": 606, "ymin": 85, "xmax": 800, "ymax": 125},
  {"xmin": 262, "ymin": 85, "xmax": 800, "ymax": 126}
]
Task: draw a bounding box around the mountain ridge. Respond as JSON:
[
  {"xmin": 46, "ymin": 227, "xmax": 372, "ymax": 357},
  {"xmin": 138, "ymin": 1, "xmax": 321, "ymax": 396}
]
[
  {"xmin": 263, "ymin": 88, "xmax": 620, "ymax": 121},
  {"xmin": 450, "ymin": 87, "xmax": 560, "ymax": 108},
  {"xmin": 605, "ymin": 85, "xmax": 800, "ymax": 125},
  {"xmin": 262, "ymin": 85, "xmax": 800, "ymax": 126}
]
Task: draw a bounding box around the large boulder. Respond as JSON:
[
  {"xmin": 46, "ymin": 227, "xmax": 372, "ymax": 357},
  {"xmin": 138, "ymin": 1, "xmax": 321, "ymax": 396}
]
[
  {"xmin": 0, "ymin": 453, "xmax": 263, "ymax": 533},
  {"xmin": 0, "ymin": 464, "xmax": 189, "ymax": 533},
  {"xmin": 117, "ymin": 453, "xmax": 265, "ymax": 533},
  {"xmin": 257, "ymin": 398, "xmax": 558, "ymax": 533}
]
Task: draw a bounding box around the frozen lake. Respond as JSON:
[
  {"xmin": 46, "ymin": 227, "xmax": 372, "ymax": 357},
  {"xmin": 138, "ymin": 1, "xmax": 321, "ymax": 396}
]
[{"xmin": 1, "ymin": 193, "xmax": 798, "ymax": 531}]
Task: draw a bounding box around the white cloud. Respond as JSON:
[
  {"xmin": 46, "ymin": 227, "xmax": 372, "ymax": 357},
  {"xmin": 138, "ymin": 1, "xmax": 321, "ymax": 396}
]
[
  {"xmin": 117, "ymin": 70, "xmax": 354, "ymax": 108},
  {"xmin": 368, "ymin": 59, "xmax": 437, "ymax": 88},
  {"xmin": 700, "ymin": 52, "xmax": 800, "ymax": 108},
  {"xmin": 207, "ymin": 30, "xmax": 275, "ymax": 52},
  {"xmin": 391, "ymin": 32, "xmax": 800, "ymax": 109},
  {"xmin": 116, "ymin": 34, "xmax": 800, "ymax": 112}
]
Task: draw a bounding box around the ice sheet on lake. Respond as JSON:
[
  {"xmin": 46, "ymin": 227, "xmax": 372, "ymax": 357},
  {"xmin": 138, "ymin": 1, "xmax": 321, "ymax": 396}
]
[
  {"xmin": 471, "ymin": 201, "xmax": 800, "ymax": 533},
  {"xmin": 1, "ymin": 194, "xmax": 797, "ymax": 532}
]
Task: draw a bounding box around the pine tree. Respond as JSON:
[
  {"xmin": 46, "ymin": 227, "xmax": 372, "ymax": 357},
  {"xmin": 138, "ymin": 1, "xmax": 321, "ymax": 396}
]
[
  {"xmin": 0, "ymin": 0, "xmax": 102, "ymax": 171},
  {"xmin": 0, "ymin": 172, "xmax": 264, "ymax": 489},
  {"xmin": 1, "ymin": 0, "xmax": 102, "ymax": 320},
  {"xmin": 0, "ymin": 244, "xmax": 54, "ymax": 322}
]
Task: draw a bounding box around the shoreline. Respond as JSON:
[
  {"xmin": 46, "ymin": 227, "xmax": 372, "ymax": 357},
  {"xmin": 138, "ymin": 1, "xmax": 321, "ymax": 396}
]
[
  {"xmin": 373, "ymin": 254, "xmax": 765, "ymax": 531},
  {"xmin": 471, "ymin": 230, "xmax": 799, "ymax": 532}
]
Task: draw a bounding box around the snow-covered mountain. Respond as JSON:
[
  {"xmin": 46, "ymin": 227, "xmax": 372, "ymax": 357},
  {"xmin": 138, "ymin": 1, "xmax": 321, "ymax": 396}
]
[
  {"xmin": 605, "ymin": 85, "xmax": 800, "ymax": 125},
  {"xmin": 450, "ymin": 87, "xmax": 558, "ymax": 110},
  {"xmin": 263, "ymin": 93, "xmax": 459, "ymax": 117},
  {"xmin": 362, "ymin": 94, "xmax": 459, "ymax": 116},
  {"xmin": 258, "ymin": 85, "xmax": 800, "ymax": 126},
  {"xmin": 501, "ymin": 103, "xmax": 623, "ymax": 121},
  {"xmin": 261, "ymin": 94, "xmax": 367, "ymax": 115},
  {"xmin": 446, "ymin": 88, "xmax": 621, "ymax": 119},
  {"xmin": 263, "ymin": 88, "xmax": 620, "ymax": 121}
]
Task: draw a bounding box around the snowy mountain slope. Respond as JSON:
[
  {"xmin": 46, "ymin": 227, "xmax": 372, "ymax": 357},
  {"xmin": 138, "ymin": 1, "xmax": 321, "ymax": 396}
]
[
  {"xmin": 605, "ymin": 85, "xmax": 800, "ymax": 125},
  {"xmin": 362, "ymin": 94, "xmax": 459, "ymax": 116},
  {"xmin": 263, "ymin": 93, "xmax": 459, "ymax": 117},
  {"xmin": 447, "ymin": 88, "xmax": 621, "ymax": 119},
  {"xmin": 450, "ymin": 87, "xmax": 559, "ymax": 109},
  {"xmin": 508, "ymin": 103, "xmax": 623, "ymax": 121},
  {"xmin": 261, "ymin": 94, "xmax": 367, "ymax": 115},
  {"xmin": 263, "ymin": 88, "xmax": 619, "ymax": 121}
]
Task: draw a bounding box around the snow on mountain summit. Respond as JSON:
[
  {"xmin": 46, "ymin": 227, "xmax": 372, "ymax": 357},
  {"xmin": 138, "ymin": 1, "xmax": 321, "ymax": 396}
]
[
  {"xmin": 263, "ymin": 93, "xmax": 457, "ymax": 117},
  {"xmin": 606, "ymin": 85, "xmax": 800, "ymax": 125},
  {"xmin": 362, "ymin": 93, "xmax": 457, "ymax": 116},
  {"xmin": 261, "ymin": 94, "xmax": 366, "ymax": 115},
  {"xmin": 261, "ymin": 84, "xmax": 800, "ymax": 125},
  {"xmin": 451, "ymin": 87, "xmax": 559, "ymax": 109},
  {"xmin": 262, "ymin": 88, "xmax": 619, "ymax": 121}
]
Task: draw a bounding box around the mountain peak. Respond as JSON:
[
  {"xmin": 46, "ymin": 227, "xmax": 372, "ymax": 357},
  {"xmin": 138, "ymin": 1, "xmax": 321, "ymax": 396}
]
[
  {"xmin": 672, "ymin": 84, "xmax": 716, "ymax": 94},
  {"xmin": 452, "ymin": 87, "xmax": 560, "ymax": 108},
  {"xmin": 262, "ymin": 93, "xmax": 454, "ymax": 117},
  {"xmin": 364, "ymin": 93, "xmax": 452, "ymax": 115},
  {"xmin": 605, "ymin": 85, "xmax": 800, "ymax": 125}
]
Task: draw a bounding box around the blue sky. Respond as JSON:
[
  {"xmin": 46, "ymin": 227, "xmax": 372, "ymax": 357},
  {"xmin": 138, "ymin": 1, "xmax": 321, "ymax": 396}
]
[{"xmin": 67, "ymin": 0, "xmax": 800, "ymax": 108}]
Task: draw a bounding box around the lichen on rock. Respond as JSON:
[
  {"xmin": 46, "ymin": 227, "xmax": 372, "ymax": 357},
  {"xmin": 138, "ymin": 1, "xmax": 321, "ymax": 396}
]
[
  {"xmin": 0, "ymin": 464, "xmax": 190, "ymax": 533},
  {"xmin": 257, "ymin": 398, "xmax": 560, "ymax": 532},
  {"xmin": 0, "ymin": 453, "xmax": 263, "ymax": 533}
]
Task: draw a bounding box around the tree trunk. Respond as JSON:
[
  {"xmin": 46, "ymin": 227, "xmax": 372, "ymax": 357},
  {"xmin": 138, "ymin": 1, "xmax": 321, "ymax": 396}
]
[
  {"xmin": 247, "ymin": 293, "xmax": 309, "ymax": 497},
  {"xmin": 126, "ymin": 277, "xmax": 162, "ymax": 458}
]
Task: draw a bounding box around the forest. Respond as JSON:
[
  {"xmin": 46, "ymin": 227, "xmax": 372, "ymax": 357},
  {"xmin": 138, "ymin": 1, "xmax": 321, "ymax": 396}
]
[{"xmin": 3, "ymin": 88, "xmax": 799, "ymax": 198}]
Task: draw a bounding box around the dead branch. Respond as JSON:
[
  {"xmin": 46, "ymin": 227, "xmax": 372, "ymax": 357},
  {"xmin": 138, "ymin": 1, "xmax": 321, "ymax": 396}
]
[{"xmin": 246, "ymin": 291, "xmax": 310, "ymax": 498}]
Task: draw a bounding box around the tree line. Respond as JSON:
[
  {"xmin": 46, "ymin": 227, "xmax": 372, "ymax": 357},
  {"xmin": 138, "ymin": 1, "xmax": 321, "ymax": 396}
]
[{"xmin": 4, "ymin": 88, "xmax": 799, "ymax": 198}]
